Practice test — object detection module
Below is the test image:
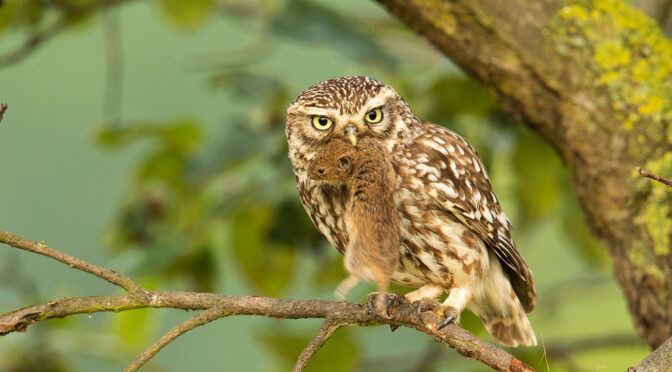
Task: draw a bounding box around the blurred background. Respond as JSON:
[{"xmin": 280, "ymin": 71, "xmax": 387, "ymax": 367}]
[{"xmin": 0, "ymin": 0, "xmax": 653, "ymax": 371}]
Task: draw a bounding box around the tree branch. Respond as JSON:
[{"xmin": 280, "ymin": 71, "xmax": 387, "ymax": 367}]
[
  {"xmin": 0, "ymin": 103, "xmax": 7, "ymax": 124},
  {"xmin": 629, "ymin": 334, "xmax": 672, "ymax": 371},
  {"xmin": 0, "ymin": 230, "xmax": 533, "ymax": 372},
  {"xmin": 374, "ymin": 0, "xmax": 672, "ymax": 349},
  {"xmin": 124, "ymin": 304, "xmax": 230, "ymax": 372},
  {"xmin": 637, "ymin": 167, "xmax": 672, "ymax": 188},
  {"xmin": 0, "ymin": 0, "xmax": 133, "ymax": 68},
  {"xmin": 0, "ymin": 230, "xmax": 145, "ymax": 294},
  {"xmin": 293, "ymin": 318, "xmax": 345, "ymax": 372}
]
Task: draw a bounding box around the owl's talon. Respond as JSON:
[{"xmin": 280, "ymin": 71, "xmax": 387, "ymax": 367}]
[
  {"xmin": 413, "ymin": 298, "xmax": 449, "ymax": 328},
  {"xmin": 368, "ymin": 292, "xmax": 408, "ymax": 319},
  {"xmin": 384, "ymin": 292, "xmax": 409, "ymax": 317},
  {"xmin": 437, "ymin": 314, "xmax": 455, "ymax": 330},
  {"xmin": 366, "ymin": 295, "xmax": 378, "ymax": 314}
]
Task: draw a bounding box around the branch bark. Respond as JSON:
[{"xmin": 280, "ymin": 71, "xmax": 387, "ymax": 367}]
[
  {"xmin": 629, "ymin": 334, "xmax": 672, "ymax": 371},
  {"xmin": 0, "ymin": 103, "xmax": 7, "ymax": 124},
  {"xmin": 376, "ymin": 0, "xmax": 672, "ymax": 348},
  {"xmin": 0, "ymin": 230, "xmax": 532, "ymax": 372},
  {"xmin": 638, "ymin": 167, "xmax": 672, "ymax": 187},
  {"xmin": 293, "ymin": 318, "xmax": 344, "ymax": 372},
  {"xmin": 0, "ymin": 0, "xmax": 133, "ymax": 68}
]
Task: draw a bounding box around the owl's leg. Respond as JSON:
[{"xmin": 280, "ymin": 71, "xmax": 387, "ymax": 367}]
[
  {"xmin": 436, "ymin": 286, "xmax": 472, "ymax": 329},
  {"xmin": 405, "ymin": 283, "xmax": 444, "ymax": 303}
]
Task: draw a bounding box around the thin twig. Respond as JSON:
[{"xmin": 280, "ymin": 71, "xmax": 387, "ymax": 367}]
[
  {"xmin": 637, "ymin": 167, "xmax": 672, "ymax": 187},
  {"xmin": 0, "ymin": 230, "xmax": 533, "ymax": 372},
  {"xmin": 103, "ymin": 8, "xmax": 124, "ymax": 128},
  {"xmin": 0, "ymin": 103, "xmax": 7, "ymax": 124},
  {"xmin": 124, "ymin": 305, "xmax": 230, "ymax": 372},
  {"xmin": 0, "ymin": 0, "xmax": 134, "ymax": 68},
  {"xmin": 293, "ymin": 318, "xmax": 344, "ymax": 372},
  {"xmin": 0, "ymin": 230, "xmax": 145, "ymax": 294}
]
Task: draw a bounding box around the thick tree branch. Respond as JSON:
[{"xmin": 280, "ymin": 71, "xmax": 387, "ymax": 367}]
[
  {"xmin": 0, "ymin": 231, "xmax": 532, "ymax": 372},
  {"xmin": 375, "ymin": 0, "xmax": 672, "ymax": 348},
  {"xmin": 637, "ymin": 167, "xmax": 672, "ymax": 188},
  {"xmin": 629, "ymin": 335, "xmax": 672, "ymax": 371}
]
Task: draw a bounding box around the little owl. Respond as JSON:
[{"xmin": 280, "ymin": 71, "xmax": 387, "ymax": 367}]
[{"xmin": 285, "ymin": 76, "xmax": 536, "ymax": 347}]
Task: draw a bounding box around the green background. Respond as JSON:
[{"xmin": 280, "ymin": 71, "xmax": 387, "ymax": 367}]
[{"xmin": 0, "ymin": 0, "xmax": 651, "ymax": 370}]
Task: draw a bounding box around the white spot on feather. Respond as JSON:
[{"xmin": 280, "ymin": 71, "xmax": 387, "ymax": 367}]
[
  {"xmin": 449, "ymin": 161, "xmax": 460, "ymax": 178},
  {"xmin": 433, "ymin": 182, "xmax": 459, "ymax": 199},
  {"xmin": 423, "ymin": 139, "xmax": 448, "ymax": 155},
  {"xmin": 482, "ymin": 208, "xmax": 494, "ymax": 223},
  {"xmin": 417, "ymin": 164, "xmax": 440, "ymax": 179}
]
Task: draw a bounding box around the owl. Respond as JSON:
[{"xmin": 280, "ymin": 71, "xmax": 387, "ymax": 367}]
[
  {"xmin": 307, "ymin": 137, "xmax": 400, "ymax": 313},
  {"xmin": 286, "ymin": 76, "xmax": 536, "ymax": 347}
]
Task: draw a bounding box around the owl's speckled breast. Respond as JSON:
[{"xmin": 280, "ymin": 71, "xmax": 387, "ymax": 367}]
[{"xmin": 296, "ymin": 154, "xmax": 488, "ymax": 292}]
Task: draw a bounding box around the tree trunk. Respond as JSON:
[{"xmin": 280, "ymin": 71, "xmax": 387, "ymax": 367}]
[{"xmin": 376, "ymin": 0, "xmax": 672, "ymax": 348}]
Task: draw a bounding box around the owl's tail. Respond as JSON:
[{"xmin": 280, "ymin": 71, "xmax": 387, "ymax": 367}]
[{"xmin": 468, "ymin": 256, "xmax": 537, "ymax": 347}]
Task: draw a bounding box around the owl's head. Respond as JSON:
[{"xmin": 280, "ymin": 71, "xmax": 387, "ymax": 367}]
[{"xmin": 286, "ymin": 76, "xmax": 418, "ymax": 170}]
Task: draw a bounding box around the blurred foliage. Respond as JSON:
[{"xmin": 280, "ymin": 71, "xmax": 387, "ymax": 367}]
[
  {"xmin": 260, "ymin": 327, "xmax": 358, "ymax": 372},
  {"xmin": 0, "ymin": 0, "xmax": 647, "ymax": 371}
]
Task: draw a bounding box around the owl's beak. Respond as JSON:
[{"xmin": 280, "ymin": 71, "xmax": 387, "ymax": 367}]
[{"xmin": 344, "ymin": 125, "xmax": 358, "ymax": 146}]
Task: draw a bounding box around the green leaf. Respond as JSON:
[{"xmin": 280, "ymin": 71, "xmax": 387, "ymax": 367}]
[
  {"xmin": 561, "ymin": 191, "xmax": 609, "ymax": 267},
  {"xmin": 232, "ymin": 205, "xmax": 296, "ymax": 296},
  {"xmin": 95, "ymin": 119, "xmax": 203, "ymax": 154},
  {"xmin": 270, "ymin": 0, "xmax": 396, "ymax": 67},
  {"xmin": 312, "ymin": 252, "xmax": 348, "ymax": 288},
  {"xmin": 0, "ymin": 2, "xmax": 15, "ymax": 32},
  {"xmin": 111, "ymin": 308, "xmax": 156, "ymax": 349},
  {"xmin": 424, "ymin": 75, "xmax": 498, "ymax": 118},
  {"xmin": 158, "ymin": 0, "xmax": 213, "ymax": 31},
  {"xmin": 512, "ymin": 130, "xmax": 564, "ymax": 223}
]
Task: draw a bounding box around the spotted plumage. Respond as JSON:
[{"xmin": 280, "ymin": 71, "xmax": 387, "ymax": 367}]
[{"xmin": 286, "ymin": 76, "xmax": 536, "ymax": 347}]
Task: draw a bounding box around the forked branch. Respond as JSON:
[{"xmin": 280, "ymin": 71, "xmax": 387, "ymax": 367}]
[{"xmin": 0, "ymin": 230, "xmax": 532, "ymax": 372}]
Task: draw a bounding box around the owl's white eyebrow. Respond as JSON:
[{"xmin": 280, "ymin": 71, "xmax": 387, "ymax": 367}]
[
  {"xmin": 359, "ymin": 96, "xmax": 388, "ymax": 115},
  {"xmin": 299, "ymin": 107, "xmax": 336, "ymax": 117}
]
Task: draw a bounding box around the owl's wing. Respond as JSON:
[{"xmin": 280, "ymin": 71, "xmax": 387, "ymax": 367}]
[{"xmin": 410, "ymin": 122, "xmax": 535, "ymax": 312}]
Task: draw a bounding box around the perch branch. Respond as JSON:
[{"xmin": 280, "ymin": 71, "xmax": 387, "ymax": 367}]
[
  {"xmin": 293, "ymin": 318, "xmax": 345, "ymax": 372},
  {"xmin": 637, "ymin": 167, "xmax": 672, "ymax": 188},
  {"xmin": 0, "ymin": 230, "xmax": 533, "ymax": 372}
]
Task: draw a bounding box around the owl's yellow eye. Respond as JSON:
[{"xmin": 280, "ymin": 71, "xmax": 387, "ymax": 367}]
[
  {"xmin": 364, "ymin": 108, "xmax": 383, "ymax": 124},
  {"xmin": 311, "ymin": 116, "xmax": 333, "ymax": 131}
]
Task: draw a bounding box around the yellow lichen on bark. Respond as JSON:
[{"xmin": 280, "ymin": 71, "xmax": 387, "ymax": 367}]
[{"xmin": 552, "ymin": 0, "xmax": 672, "ymax": 132}]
